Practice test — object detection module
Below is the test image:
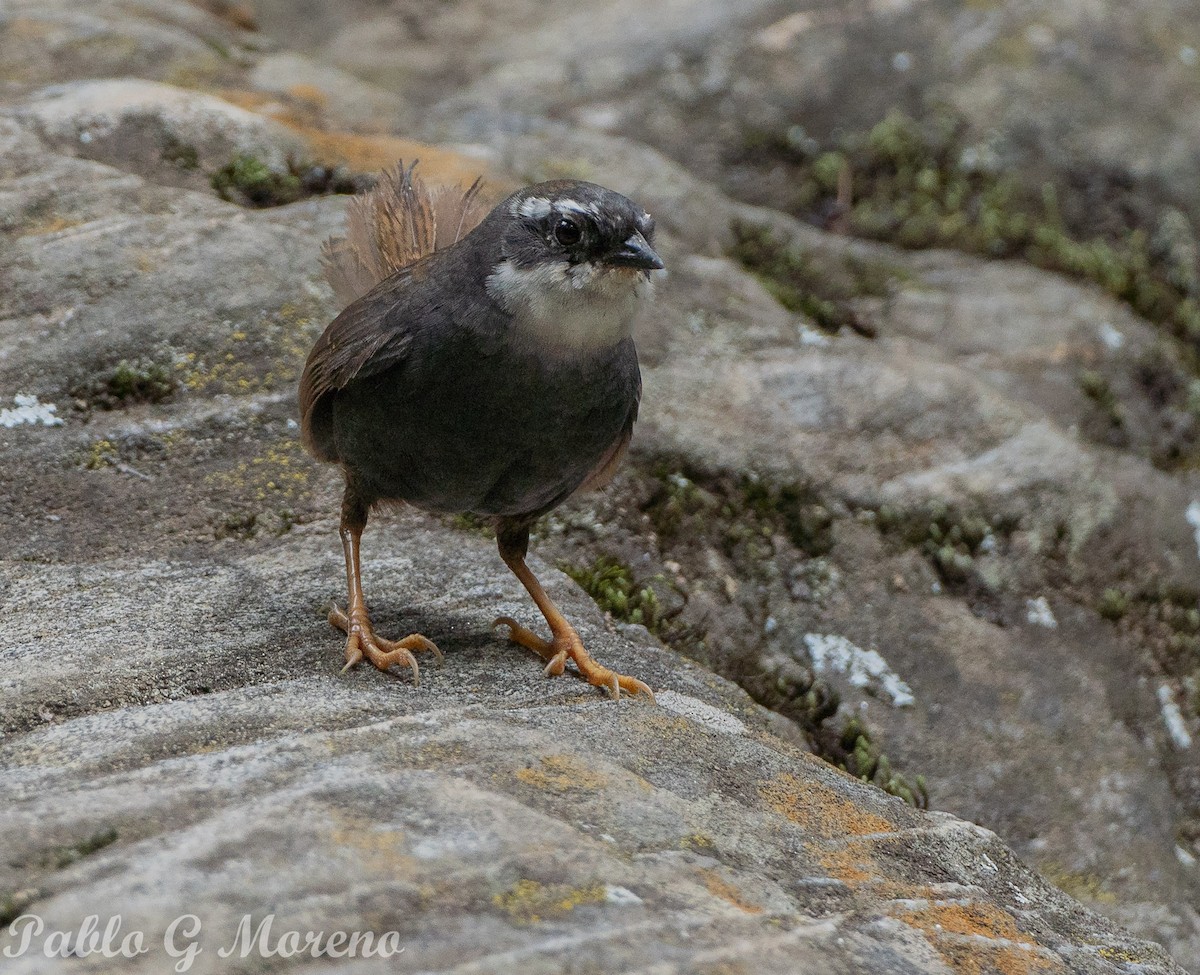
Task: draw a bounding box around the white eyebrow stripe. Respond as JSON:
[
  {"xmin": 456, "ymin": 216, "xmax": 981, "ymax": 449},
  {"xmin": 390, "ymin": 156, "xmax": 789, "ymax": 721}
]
[
  {"xmin": 557, "ymin": 199, "xmax": 600, "ymax": 218},
  {"xmin": 515, "ymin": 196, "xmax": 553, "ymax": 219}
]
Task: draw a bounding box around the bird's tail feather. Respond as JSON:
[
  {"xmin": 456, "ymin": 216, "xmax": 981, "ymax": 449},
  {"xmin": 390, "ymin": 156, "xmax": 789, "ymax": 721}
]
[{"xmin": 321, "ymin": 161, "xmax": 488, "ymax": 306}]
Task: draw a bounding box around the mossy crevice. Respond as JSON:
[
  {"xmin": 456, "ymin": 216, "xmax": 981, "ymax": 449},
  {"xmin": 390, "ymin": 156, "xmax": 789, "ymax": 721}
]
[
  {"xmin": 210, "ymin": 154, "xmax": 371, "ymax": 208},
  {"xmin": 726, "ymin": 221, "xmax": 899, "ymax": 337},
  {"xmin": 734, "ymin": 107, "xmax": 1200, "ymax": 359},
  {"xmin": 71, "ymin": 358, "xmax": 178, "ymax": 411},
  {"xmin": 875, "ymin": 499, "xmax": 1013, "ymax": 596}
]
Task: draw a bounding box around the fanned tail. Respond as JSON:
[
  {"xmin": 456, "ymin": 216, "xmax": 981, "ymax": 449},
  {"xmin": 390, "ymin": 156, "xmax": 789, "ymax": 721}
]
[{"xmin": 321, "ymin": 161, "xmax": 488, "ymax": 306}]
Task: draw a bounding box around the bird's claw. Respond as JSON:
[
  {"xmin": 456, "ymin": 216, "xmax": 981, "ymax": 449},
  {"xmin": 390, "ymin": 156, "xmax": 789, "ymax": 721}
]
[
  {"xmin": 493, "ymin": 615, "xmax": 655, "ymax": 703},
  {"xmin": 331, "ymin": 603, "xmax": 442, "ymax": 684}
]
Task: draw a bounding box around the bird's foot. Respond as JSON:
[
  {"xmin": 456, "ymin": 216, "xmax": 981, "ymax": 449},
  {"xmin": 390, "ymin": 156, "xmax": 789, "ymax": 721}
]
[
  {"xmin": 493, "ymin": 616, "xmax": 655, "ymax": 702},
  {"xmin": 331, "ymin": 604, "xmax": 442, "ymax": 684}
]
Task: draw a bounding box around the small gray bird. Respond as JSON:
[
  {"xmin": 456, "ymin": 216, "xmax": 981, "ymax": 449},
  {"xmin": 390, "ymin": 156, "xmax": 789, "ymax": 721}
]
[{"xmin": 299, "ymin": 167, "xmax": 663, "ymax": 700}]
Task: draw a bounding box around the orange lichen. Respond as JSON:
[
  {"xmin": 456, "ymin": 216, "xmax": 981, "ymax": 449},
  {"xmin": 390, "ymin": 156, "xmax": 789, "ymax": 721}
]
[
  {"xmin": 896, "ymin": 902, "xmax": 1063, "ymax": 975},
  {"xmin": 759, "ymin": 774, "xmax": 895, "ymax": 838},
  {"xmin": 514, "ymin": 754, "xmax": 610, "ymax": 793},
  {"xmin": 897, "ymin": 903, "xmax": 1034, "ymax": 944},
  {"xmin": 699, "ymin": 869, "xmax": 763, "ymax": 914},
  {"xmin": 809, "ymin": 843, "xmax": 875, "ymax": 887},
  {"xmin": 286, "ymin": 83, "xmax": 329, "ymax": 109}
]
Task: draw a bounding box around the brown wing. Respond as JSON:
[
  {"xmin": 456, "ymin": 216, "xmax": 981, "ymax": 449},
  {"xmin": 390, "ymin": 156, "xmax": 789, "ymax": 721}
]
[
  {"xmin": 299, "ymin": 268, "xmax": 421, "ymax": 462},
  {"xmin": 303, "ymin": 161, "xmax": 489, "ymax": 462}
]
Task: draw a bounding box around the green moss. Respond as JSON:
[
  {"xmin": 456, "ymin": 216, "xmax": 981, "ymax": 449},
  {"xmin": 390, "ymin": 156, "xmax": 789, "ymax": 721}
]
[
  {"xmin": 211, "ymin": 155, "xmax": 303, "ymax": 207},
  {"xmin": 644, "ymin": 464, "xmax": 834, "ymax": 560},
  {"xmin": 210, "ymin": 155, "xmax": 371, "ymax": 208},
  {"xmin": 837, "ymin": 717, "xmax": 929, "ymax": 808},
  {"xmin": 0, "ymin": 889, "xmax": 38, "ymax": 927},
  {"xmin": 736, "ymin": 107, "xmax": 1200, "ymax": 365},
  {"xmin": 564, "ymin": 556, "xmax": 661, "ymax": 632},
  {"xmin": 447, "ymin": 512, "xmax": 494, "ymax": 537},
  {"xmin": 739, "ymin": 477, "xmax": 835, "ymax": 556},
  {"xmin": 215, "ymin": 511, "xmax": 257, "ymax": 540},
  {"xmin": 1097, "ymin": 588, "xmax": 1130, "ymax": 621},
  {"xmin": 876, "ymin": 500, "xmax": 1004, "ymax": 590},
  {"xmin": 109, "ymin": 359, "xmax": 176, "ymax": 404},
  {"xmin": 71, "ymin": 358, "xmax": 178, "ymax": 411},
  {"xmin": 727, "ymin": 221, "xmax": 900, "ymax": 336},
  {"xmin": 26, "ymin": 828, "xmax": 119, "ymax": 871},
  {"xmin": 1078, "ymin": 370, "xmax": 1125, "ymax": 427}
]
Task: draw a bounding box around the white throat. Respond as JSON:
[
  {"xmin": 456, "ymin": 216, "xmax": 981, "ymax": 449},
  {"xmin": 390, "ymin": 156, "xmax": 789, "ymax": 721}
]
[{"xmin": 486, "ymin": 258, "xmax": 656, "ymax": 352}]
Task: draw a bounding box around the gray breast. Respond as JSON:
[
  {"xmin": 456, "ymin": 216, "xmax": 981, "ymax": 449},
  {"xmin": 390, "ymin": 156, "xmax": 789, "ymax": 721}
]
[{"xmin": 331, "ymin": 334, "xmax": 640, "ymax": 517}]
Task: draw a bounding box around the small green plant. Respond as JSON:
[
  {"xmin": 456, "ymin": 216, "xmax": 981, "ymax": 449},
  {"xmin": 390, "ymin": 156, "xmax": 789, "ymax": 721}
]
[
  {"xmin": 211, "ymin": 155, "xmax": 303, "ymax": 207},
  {"xmin": 1097, "ymin": 588, "xmax": 1130, "ymax": 621},
  {"xmin": 215, "ymin": 511, "xmax": 257, "ymax": 540},
  {"xmin": 160, "ymin": 135, "xmax": 199, "ymax": 170},
  {"xmin": 108, "ymin": 360, "xmax": 176, "ymax": 405},
  {"xmin": 876, "ymin": 500, "xmax": 1003, "ymax": 589},
  {"xmin": 44, "ymin": 828, "xmax": 118, "ymax": 869},
  {"xmin": 838, "ymin": 717, "xmax": 929, "ymax": 807},
  {"xmin": 564, "ymin": 556, "xmax": 661, "ymax": 632},
  {"xmin": 1078, "ymin": 370, "xmax": 1125, "ymax": 428},
  {"xmin": 210, "ymin": 156, "xmax": 370, "ymax": 208}
]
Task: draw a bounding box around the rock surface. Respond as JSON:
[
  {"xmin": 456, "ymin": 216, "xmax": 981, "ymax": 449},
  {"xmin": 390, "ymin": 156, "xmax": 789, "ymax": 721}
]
[{"xmin": 1, "ymin": 0, "xmax": 1198, "ymax": 972}]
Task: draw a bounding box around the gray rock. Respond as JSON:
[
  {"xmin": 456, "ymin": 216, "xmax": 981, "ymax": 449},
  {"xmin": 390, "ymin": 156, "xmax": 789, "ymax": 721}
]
[{"xmin": 1, "ymin": 0, "xmax": 1198, "ymax": 971}]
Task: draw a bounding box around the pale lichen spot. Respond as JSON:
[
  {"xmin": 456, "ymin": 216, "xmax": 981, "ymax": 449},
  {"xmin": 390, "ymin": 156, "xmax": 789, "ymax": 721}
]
[{"xmin": 656, "ymin": 690, "xmax": 746, "ymax": 736}]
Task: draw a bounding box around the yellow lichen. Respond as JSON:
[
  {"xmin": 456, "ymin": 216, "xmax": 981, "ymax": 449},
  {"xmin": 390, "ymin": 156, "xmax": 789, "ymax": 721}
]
[
  {"xmin": 1037, "ymin": 863, "xmax": 1118, "ymax": 905},
  {"xmin": 205, "ymin": 437, "xmax": 310, "ymax": 504},
  {"xmin": 491, "ymin": 879, "xmax": 606, "ymax": 925},
  {"xmin": 514, "ymin": 754, "xmax": 609, "ymax": 793},
  {"xmin": 16, "ymin": 214, "xmax": 80, "ymax": 237},
  {"xmin": 85, "ymin": 439, "xmax": 117, "ymax": 470}
]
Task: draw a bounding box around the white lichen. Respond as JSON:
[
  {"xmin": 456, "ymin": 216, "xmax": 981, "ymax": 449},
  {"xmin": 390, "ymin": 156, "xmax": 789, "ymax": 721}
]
[
  {"xmin": 802, "ymin": 633, "xmax": 915, "ymax": 708},
  {"xmin": 1186, "ymin": 500, "xmax": 1200, "ymax": 561},
  {"xmin": 0, "ymin": 394, "xmax": 64, "ymax": 428},
  {"xmin": 1158, "ymin": 685, "xmax": 1193, "ymax": 750},
  {"xmin": 1098, "ymin": 321, "xmax": 1125, "ymax": 350},
  {"xmin": 1025, "ymin": 596, "xmax": 1057, "ymax": 629}
]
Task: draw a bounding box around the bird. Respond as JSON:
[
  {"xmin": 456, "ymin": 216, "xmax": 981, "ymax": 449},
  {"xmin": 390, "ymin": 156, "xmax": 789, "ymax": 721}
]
[{"xmin": 298, "ymin": 163, "xmax": 663, "ymax": 701}]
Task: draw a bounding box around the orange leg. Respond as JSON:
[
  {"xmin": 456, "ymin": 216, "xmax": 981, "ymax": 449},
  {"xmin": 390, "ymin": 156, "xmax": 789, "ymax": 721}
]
[
  {"xmin": 332, "ymin": 489, "xmax": 441, "ymax": 684},
  {"xmin": 493, "ymin": 529, "xmax": 654, "ymax": 702}
]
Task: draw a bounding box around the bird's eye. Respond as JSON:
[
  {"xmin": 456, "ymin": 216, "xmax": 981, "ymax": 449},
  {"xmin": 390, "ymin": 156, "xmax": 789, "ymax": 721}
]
[{"xmin": 554, "ymin": 217, "xmax": 582, "ymax": 247}]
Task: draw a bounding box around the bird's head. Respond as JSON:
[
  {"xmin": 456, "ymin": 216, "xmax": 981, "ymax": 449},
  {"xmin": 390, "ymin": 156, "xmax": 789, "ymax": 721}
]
[{"xmin": 484, "ymin": 180, "xmax": 664, "ymax": 350}]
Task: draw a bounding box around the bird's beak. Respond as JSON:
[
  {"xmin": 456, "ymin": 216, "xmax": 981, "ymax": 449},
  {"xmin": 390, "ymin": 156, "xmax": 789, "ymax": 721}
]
[{"xmin": 606, "ymin": 232, "xmax": 665, "ymax": 271}]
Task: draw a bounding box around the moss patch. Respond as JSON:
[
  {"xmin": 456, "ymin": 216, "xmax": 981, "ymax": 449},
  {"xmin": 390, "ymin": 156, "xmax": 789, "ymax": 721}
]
[
  {"xmin": 71, "ymin": 358, "xmax": 178, "ymax": 411},
  {"xmin": 210, "ymin": 154, "xmax": 370, "ymax": 208},
  {"xmin": 563, "ymin": 556, "xmax": 663, "ymax": 634},
  {"xmin": 543, "ymin": 456, "xmax": 928, "ymax": 807},
  {"xmin": 876, "ymin": 499, "xmax": 1012, "ymax": 594},
  {"xmin": 735, "ymin": 107, "xmax": 1200, "ymax": 364},
  {"xmin": 727, "ymin": 221, "xmax": 899, "ymax": 336}
]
